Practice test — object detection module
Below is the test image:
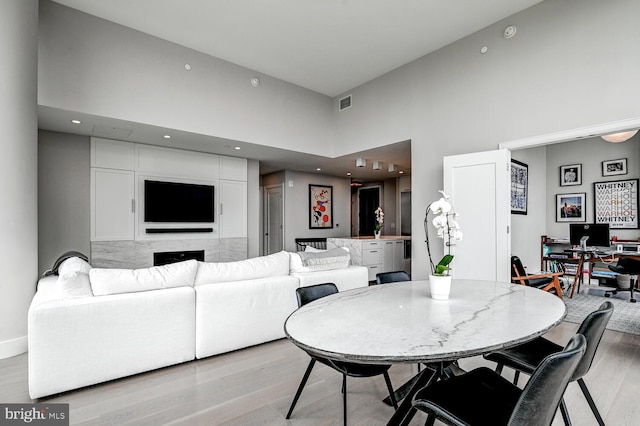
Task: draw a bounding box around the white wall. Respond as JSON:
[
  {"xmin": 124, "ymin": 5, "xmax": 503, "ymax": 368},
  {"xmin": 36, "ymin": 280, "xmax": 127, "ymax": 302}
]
[
  {"xmin": 511, "ymin": 146, "xmax": 547, "ymax": 271},
  {"xmin": 333, "ymin": 0, "xmax": 640, "ymax": 279},
  {"xmin": 0, "ymin": 0, "xmax": 38, "ymax": 358},
  {"xmin": 38, "ymin": 131, "xmax": 91, "ymax": 274},
  {"xmin": 545, "ymin": 135, "xmax": 639, "ymax": 240},
  {"xmin": 38, "ymin": 0, "xmax": 335, "ymax": 156}
]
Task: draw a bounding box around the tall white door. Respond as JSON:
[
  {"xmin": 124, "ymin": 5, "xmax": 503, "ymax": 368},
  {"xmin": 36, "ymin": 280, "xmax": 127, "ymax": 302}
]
[
  {"xmin": 443, "ymin": 149, "xmax": 511, "ymax": 282},
  {"xmin": 265, "ymin": 185, "xmax": 284, "ymax": 255}
]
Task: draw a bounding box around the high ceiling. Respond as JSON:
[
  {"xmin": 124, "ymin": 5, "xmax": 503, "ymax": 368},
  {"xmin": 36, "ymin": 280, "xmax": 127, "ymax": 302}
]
[{"xmin": 45, "ymin": 0, "xmax": 543, "ymax": 180}]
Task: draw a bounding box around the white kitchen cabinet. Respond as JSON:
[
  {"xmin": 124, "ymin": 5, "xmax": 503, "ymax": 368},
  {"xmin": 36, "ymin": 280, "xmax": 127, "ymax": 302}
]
[
  {"xmin": 328, "ymin": 237, "xmax": 411, "ymax": 281},
  {"xmin": 91, "ymin": 168, "xmax": 135, "ymax": 241},
  {"xmin": 219, "ymin": 180, "xmax": 247, "ymax": 238},
  {"xmin": 91, "ymin": 138, "xmax": 135, "ymax": 170}
]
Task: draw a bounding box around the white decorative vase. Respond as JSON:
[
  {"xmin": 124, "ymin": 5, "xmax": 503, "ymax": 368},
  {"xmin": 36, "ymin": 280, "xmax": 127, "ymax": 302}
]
[
  {"xmin": 429, "ymin": 275, "xmax": 452, "ymax": 300},
  {"xmin": 374, "ymin": 230, "xmax": 381, "ymax": 239}
]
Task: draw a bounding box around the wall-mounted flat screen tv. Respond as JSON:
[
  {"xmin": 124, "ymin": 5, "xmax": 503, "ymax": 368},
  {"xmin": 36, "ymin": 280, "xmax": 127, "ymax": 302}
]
[{"xmin": 144, "ymin": 180, "xmax": 214, "ymax": 223}]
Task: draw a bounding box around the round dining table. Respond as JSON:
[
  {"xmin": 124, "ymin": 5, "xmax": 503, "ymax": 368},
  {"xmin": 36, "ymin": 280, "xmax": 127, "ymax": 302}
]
[{"xmin": 284, "ymin": 279, "xmax": 567, "ymax": 425}]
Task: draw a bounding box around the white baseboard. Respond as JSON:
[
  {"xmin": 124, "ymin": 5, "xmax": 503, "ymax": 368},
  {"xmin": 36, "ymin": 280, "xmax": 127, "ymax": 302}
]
[{"xmin": 0, "ymin": 335, "xmax": 27, "ymax": 359}]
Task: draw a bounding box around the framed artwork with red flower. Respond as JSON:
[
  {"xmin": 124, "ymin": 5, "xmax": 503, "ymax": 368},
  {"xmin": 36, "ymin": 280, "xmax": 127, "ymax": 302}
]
[{"xmin": 309, "ymin": 184, "xmax": 333, "ymax": 229}]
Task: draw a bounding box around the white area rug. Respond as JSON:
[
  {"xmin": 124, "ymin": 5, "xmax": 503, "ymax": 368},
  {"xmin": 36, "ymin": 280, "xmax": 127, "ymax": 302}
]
[{"xmin": 564, "ymin": 289, "xmax": 640, "ymax": 335}]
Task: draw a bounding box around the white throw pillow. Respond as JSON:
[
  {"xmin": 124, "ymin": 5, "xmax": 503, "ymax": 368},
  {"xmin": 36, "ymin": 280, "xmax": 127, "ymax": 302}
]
[
  {"xmin": 304, "ymin": 246, "xmax": 325, "ymax": 253},
  {"xmin": 90, "ymin": 259, "xmax": 198, "ymax": 296},
  {"xmin": 194, "ymin": 251, "xmax": 290, "ymax": 286},
  {"xmin": 290, "ymin": 248, "xmax": 350, "ymax": 273},
  {"xmin": 57, "ymin": 271, "xmax": 93, "ymax": 298},
  {"xmin": 304, "ymin": 246, "xmax": 349, "ymax": 253},
  {"xmin": 58, "ymin": 257, "xmax": 92, "ymax": 276}
]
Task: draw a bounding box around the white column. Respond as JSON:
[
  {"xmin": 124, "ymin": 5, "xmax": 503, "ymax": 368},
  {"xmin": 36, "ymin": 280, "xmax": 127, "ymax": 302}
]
[{"xmin": 0, "ymin": 0, "xmax": 39, "ymax": 359}]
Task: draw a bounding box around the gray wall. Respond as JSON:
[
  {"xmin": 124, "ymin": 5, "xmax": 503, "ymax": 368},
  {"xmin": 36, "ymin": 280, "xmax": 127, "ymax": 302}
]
[
  {"xmin": 545, "ymin": 134, "xmax": 640, "ymax": 240},
  {"xmin": 247, "ymin": 159, "xmax": 261, "ymax": 258},
  {"xmin": 0, "ymin": 0, "xmax": 38, "ymax": 358},
  {"xmin": 38, "ymin": 0, "xmax": 335, "ymax": 156},
  {"xmin": 282, "ymin": 171, "xmax": 351, "ymax": 252},
  {"xmin": 38, "ymin": 131, "xmax": 91, "ymax": 274},
  {"xmin": 333, "ymin": 0, "xmax": 640, "ymax": 279},
  {"xmin": 511, "ymin": 146, "xmax": 547, "ymax": 271}
]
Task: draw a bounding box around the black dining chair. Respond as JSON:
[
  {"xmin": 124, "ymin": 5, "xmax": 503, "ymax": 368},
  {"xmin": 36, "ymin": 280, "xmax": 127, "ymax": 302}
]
[
  {"xmin": 286, "ymin": 283, "xmax": 398, "ymax": 425},
  {"xmin": 412, "ymin": 334, "xmax": 587, "ymax": 426},
  {"xmin": 484, "ymin": 301, "xmax": 613, "ymax": 426},
  {"xmin": 375, "ymin": 270, "xmax": 410, "ymax": 284}
]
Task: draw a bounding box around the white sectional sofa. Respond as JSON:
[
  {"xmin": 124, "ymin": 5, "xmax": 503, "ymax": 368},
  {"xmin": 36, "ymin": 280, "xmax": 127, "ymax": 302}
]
[{"xmin": 28, "ymin": 249, "xmax": 367, "ymax": 399}]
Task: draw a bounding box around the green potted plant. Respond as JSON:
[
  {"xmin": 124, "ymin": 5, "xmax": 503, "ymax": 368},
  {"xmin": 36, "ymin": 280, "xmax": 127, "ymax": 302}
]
[{"xmin": 424, "ymin": 191, "xmax": 462, "ymax": 300}]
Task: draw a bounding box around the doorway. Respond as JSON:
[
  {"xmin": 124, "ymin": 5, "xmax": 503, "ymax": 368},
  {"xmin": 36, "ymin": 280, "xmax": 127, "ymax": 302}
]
[
  {"xmin": 264, "ymin": 184, "xmax": 284, "ymax": 255},
  {"xmin": 358, "ymin": 186, "xmax": 381, "ymax": 236}
]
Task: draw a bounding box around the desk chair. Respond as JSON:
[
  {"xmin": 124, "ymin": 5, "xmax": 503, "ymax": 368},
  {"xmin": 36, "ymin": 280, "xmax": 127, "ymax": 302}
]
[
  {"xmin": 286, "ymin": 283, "xmax": 398, "ymax": 425},
  {"xmin": 605, "ymin": 257, "xmax": 640, "ymax": 303},
  {"xmin": 484, "ymin": 301, "xmax": 612, "ymax": 426},
  {"xmin": 412, "ymin": 334, "xmax": 586, "ymax": 426},
  {"xmin": 511, "ymin": 255, "xmax": 563, "ymax": 298},
  {"xmin": 375, "ymin": 270, "xmax": 410, "ymax": 284}
]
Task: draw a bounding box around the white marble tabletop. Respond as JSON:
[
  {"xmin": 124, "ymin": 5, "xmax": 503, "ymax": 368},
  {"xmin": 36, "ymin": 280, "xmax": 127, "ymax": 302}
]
[{"xmin": 284, "ymin": 280, "xmax": 566, "ymax": 364}]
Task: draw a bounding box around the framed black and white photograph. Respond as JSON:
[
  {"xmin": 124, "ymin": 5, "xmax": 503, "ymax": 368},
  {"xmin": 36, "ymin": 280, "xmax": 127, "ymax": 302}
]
[
  {"xmin": 556, "ymin": 193, "xmax": 586, "ymax": 222},
  {"xmin": 309, "ymin": 184, "xmax": 333, "ymax": 229},
  {"xmin": 602, "ymin": 158, "xmax": 627, "ymax": 176},
  {"xmin": 510, "ymin": 159, "xmax": 528, "ymax": 214},
  {"xmin": 594, "ymin": 179, "xmax": 638, "ymax": 229},
  {"xmin": 559, "ymin": 164, "xmax": 582, "ymax": 186}
]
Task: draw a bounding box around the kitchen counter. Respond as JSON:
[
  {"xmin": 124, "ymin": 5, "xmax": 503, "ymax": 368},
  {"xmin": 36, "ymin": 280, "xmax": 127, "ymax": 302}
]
[{"xmin": 328, "ymin": 237, "xmax": 411, "ymax": 281}]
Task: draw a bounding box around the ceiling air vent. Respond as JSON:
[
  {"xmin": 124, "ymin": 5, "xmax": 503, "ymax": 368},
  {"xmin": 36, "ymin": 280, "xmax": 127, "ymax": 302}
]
[{"xmin": 339, "ymin": 94, "xmax": 352, "ymax": 111}]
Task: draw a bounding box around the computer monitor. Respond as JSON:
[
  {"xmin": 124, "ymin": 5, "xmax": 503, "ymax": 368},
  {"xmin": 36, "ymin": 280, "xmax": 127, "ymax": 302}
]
[{"xmin": 569, "ymin": 223, "xmax": 610, "ymax": 249}]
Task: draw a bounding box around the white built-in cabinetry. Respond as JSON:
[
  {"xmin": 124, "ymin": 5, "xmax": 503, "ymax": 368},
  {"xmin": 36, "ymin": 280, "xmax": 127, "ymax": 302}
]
[
  {"xmin": 90, "ymin": 137, "xmax": 248, "ymax": 242},
  {"xmin": 328, "ymin": 237, "xmax": 410, "ymax": 281}
]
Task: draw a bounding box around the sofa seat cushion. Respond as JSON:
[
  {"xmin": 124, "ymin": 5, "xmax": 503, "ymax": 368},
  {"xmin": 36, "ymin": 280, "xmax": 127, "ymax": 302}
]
[
  {"xmin": 89, "ymin": 259, "xmax": 198, "ymax": 296},
  {"xmin": 292, "ymin": 265, "xmax": 369, "ymax": 292},
  {"xmin": 290, "ymin": 247, "xmax": 350, "ymax": 273},
  {"xmin": 194, "ymin": 275, "xmax": 299, "ymax": 358},
  {"xmin": 194, "ymin": 251, "xmax": 290, "ymax": 286},
  {"xmin": 28, "ymin": 286, "xmax": 196, "ymax": 398}
]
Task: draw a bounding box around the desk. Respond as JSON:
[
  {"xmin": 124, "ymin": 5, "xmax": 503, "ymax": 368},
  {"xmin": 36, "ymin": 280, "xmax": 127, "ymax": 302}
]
[
  {"xmin": 570, "ymin": 250, "xmax": 640, "ymax": 298},
  {"xmin": 285, "ymin": 280, "xmax": 566, "ymax": 424}
]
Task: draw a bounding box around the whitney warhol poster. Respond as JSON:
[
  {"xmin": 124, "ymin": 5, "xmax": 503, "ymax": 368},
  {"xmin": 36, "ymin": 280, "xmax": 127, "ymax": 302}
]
[{"xmin": 594, "ymin": 179, "xmax": 638, "ymax": 229}]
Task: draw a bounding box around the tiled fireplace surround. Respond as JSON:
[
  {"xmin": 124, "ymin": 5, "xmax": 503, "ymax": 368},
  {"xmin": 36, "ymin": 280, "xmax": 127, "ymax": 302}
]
[{"xmin": 90, "ymin": 238, "xmax": 248, "ymax": 269}]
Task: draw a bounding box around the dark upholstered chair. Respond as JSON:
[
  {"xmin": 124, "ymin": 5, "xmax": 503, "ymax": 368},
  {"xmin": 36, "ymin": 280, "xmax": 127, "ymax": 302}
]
[
  {"xmin": 511, "ymin": 255, "xmax": 563, "ymax": 298},
  {"xmin": 484, "ymin": 301, "xmax": 612, "ymax": 426},
  {"xmin": 286, "ymin": 283, "xmax": 397, "ymax": 425},
  {"xmin": 375, "ymin": 270, "xmax": 410, "ymax": 284},
  {"xmin": 606, "ymin": 256, "xmax": 640, "ymax": 303},
  {"xmin": 412, "ymin": 334, "xmax": 587, "ymax": 426},
  {"xmin": 294, "ymin": 237, "xmax": 327, "ymax": 251}
]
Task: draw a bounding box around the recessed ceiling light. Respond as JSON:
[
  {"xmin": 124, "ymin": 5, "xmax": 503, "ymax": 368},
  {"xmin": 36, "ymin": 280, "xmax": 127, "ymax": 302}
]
[
  {"xmin": 347, "ymin": 172, "xmax": 351, "ymax": 176},
  {"xmin": 184, "ymin": 64, "xmax": 191, "ymax": 71},
  {"xmin": 163, "ymin": 135, "xmax": 171, "ymax": 139},
  {"xmin": 234, "ymin": 146, "xmax": 241, "ymax": 150},
  {"xmin": 399, "ymin": 171, "xmax": 404, "ymax": 174},
  {"xmin": 316, "ymin": 168, "xmax": 322, "ymax": 171},
  {"xmin": 71, "ymin": 119, "xmax": 81, "ymax": 124}
]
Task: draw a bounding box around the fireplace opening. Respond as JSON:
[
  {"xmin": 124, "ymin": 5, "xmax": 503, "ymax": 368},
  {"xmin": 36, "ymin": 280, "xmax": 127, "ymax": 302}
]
[{"xmin": 154, "ymin": 250, "xmax": 205, "ymax": 266}]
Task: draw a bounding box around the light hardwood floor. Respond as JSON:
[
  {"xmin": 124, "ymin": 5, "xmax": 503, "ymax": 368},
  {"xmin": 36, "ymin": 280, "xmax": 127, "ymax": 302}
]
[{"xmin": 1, "ymin": 321, "xmax": 640, "ymax": 425}]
